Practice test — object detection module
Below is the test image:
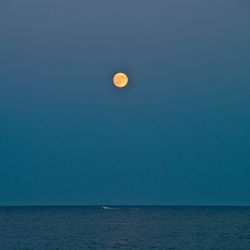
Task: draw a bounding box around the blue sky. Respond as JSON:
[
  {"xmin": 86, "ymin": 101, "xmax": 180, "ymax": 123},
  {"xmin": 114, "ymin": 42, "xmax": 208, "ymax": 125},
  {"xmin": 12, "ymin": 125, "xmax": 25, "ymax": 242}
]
[{"xmin": 0, "ymin": 0, "xmax": 250, "ymax": 205}]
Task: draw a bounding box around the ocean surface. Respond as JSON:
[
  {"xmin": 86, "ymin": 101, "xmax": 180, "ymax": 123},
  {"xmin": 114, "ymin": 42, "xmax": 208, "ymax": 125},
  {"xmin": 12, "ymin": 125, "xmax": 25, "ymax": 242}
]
[{"xmin": 0, "ymin": 206, "xmax": 250, "ymax": 249}]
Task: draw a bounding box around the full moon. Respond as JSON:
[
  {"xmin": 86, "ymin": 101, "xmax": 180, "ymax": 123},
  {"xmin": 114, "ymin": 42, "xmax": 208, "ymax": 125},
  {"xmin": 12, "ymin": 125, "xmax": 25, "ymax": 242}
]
[{"xmin": 113, "ymin": 73, "xmax": 128, "ymax": 88}]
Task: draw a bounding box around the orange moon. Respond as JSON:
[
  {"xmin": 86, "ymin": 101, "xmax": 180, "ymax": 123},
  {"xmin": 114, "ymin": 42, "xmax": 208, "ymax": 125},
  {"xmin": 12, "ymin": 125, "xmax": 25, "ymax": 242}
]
[{"xmin": 113, "ymin": 73, "xmax": 128, "ymax": 88}]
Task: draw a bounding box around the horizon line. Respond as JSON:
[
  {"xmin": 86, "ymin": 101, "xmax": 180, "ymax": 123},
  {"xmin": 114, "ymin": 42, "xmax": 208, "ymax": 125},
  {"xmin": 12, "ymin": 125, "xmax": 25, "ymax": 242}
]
[{"xmin": 0, "ymin": 204, "xmax": 250, "ymax": 207}]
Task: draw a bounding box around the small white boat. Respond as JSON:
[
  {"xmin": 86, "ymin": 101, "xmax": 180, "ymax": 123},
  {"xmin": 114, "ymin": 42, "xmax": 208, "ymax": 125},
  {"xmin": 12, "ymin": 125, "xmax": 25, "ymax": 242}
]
[
  {"xmin": 102, "ymin": 206, "xmax": 112, "ymax": 210},
  {"xmin": 102, "ymin": 206, "xmax": 119, "ymax": 210}
]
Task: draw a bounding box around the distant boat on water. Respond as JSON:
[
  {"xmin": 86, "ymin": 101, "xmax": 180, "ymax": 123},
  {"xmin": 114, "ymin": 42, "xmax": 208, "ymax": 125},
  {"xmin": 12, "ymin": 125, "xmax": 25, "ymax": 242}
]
[
  {"xmin": 102, "ymin": 206, "xmax": 119, "ymax": 210},
  {"xmin": 102, "ymin": 206, "xmax": 112, "ymax": 210}
]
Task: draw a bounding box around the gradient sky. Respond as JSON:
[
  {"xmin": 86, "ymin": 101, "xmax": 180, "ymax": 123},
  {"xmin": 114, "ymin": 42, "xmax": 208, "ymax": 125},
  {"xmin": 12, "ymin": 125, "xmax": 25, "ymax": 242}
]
[{"xmin": 0, "ymin": 0, "xmax": 250, "ymax": 205}]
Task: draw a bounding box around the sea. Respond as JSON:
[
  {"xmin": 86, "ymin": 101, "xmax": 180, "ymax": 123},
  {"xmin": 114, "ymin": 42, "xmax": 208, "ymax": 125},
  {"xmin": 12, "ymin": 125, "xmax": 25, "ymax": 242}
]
[{"xmin": 0, "ymin": 206, "xmax": 250, "ymax": 249}]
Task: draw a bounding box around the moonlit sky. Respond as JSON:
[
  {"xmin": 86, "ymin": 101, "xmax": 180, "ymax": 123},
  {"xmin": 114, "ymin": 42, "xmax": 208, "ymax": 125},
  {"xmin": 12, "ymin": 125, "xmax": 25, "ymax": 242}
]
[{"xmin": 0, "ymin": 0, "xmax": 250, "ymax": 205}]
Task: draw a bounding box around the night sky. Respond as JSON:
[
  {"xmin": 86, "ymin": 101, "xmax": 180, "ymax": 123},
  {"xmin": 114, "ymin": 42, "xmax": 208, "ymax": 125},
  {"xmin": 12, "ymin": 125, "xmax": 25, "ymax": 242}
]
[{"xmin": 0, "ymin": 0, "xmax": 250, "ymax": 205}]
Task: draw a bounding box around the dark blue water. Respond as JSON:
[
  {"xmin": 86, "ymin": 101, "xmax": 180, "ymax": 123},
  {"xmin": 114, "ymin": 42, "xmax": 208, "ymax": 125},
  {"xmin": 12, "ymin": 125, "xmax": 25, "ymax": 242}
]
[{"xmin": 0, "ymin": 206, "xmax": 250, "ymax": 249}]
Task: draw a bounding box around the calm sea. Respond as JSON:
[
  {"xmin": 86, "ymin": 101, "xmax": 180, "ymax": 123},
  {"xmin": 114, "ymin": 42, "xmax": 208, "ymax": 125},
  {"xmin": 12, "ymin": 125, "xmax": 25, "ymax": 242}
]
[{"xmin": 0, "ymin": 206, "xmax": 250, "ymax": 249}]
